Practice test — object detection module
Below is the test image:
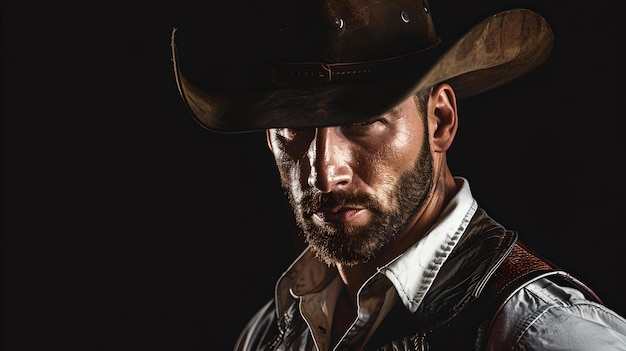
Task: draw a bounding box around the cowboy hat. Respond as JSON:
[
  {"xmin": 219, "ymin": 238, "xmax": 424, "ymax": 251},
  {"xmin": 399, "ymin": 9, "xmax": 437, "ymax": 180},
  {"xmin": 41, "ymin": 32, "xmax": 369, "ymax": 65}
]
[{"xmin": 171, "ymin": 1, "xmax": 553, "ymax": 134}]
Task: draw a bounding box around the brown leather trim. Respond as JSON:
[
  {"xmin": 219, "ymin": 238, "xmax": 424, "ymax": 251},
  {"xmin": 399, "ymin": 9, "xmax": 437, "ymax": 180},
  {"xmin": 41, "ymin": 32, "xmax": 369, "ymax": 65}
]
[{"xmin": 485, "ymin": 242, "xmax": 554, "ymax": 297}]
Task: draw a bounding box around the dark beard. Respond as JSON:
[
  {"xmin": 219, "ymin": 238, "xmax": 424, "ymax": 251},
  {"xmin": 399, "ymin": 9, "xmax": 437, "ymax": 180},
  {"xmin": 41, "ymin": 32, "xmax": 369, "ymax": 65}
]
[{"xmin": 284, "ymin": 146, "xmax": 434, "ymax": 267}]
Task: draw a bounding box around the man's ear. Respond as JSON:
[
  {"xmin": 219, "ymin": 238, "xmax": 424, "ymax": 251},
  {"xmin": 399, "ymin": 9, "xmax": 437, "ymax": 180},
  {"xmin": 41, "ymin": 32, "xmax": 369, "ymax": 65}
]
[{"xmin": 429, "ymin": 83, "xmax": 458, "ymax": 152}]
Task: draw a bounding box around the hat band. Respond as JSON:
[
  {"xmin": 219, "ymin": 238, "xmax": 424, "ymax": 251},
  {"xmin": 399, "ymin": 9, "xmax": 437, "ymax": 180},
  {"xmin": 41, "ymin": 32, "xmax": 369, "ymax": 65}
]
[{"xmin": 256, "ymin": 38, "xmax": 442, "ymax": 88}]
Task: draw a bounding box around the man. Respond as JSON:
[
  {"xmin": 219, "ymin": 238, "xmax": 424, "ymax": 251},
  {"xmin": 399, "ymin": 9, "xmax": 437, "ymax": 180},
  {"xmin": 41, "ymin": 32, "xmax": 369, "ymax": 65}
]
[{"xmin": 170, "ymin": 0, "xmax": 626, "ymax": 349}]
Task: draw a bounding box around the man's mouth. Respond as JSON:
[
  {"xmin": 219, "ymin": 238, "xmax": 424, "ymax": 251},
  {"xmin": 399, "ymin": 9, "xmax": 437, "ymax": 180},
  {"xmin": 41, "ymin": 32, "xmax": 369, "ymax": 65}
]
[{"xmin": 314, "ymin": 206, "xmax": 365, "ymax": 223}]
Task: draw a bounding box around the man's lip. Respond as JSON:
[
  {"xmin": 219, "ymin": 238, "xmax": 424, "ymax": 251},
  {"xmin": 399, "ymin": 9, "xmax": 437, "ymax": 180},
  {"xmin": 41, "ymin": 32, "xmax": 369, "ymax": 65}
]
[{"xmin": 315, "ymin": 207, "xmax": 365, "ymax": 222}]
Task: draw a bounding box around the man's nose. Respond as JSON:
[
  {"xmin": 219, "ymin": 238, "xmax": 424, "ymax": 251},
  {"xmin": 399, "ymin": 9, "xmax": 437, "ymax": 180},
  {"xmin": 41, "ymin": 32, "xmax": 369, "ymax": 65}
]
[{"xmin": 307, "ymin": 127, "xmax": 353, "ymax": 193}]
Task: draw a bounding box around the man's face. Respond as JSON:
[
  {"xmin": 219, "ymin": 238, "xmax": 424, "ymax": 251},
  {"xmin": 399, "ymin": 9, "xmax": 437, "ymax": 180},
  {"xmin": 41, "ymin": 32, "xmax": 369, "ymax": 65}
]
[{"xmin": 267, "ymin": 96, "xmax": 433, "ymax": 266}]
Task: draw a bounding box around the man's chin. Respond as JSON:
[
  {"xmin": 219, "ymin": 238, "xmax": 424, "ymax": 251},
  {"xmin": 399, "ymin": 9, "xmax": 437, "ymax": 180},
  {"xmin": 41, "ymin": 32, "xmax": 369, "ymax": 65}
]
[{"xmin": 310, "ymin": 247, "xmax": 368, "ymax": 267}]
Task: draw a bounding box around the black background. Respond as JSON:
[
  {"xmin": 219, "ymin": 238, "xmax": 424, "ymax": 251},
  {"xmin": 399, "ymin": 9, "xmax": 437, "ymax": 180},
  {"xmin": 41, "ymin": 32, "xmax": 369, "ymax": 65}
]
[{"xmin": 2, "ymin": 0, "xmax": 624, "ymax": 350}]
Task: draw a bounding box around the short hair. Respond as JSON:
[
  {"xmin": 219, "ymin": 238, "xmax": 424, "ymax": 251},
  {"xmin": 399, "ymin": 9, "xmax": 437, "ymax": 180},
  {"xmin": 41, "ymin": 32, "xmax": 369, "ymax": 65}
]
[{"xmin": 415, "ymin": 85, "xmax": 433, "ymax": 121}]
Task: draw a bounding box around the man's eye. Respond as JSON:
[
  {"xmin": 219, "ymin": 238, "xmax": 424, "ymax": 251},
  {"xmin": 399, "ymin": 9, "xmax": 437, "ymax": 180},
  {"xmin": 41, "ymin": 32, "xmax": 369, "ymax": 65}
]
[
  {"xmin": 353, "ymin": 118, "xmax": 385, "ymax": 126},
  {"xmin": 344, "ymin": 119, "xmax": 385, "ymax": 132}
]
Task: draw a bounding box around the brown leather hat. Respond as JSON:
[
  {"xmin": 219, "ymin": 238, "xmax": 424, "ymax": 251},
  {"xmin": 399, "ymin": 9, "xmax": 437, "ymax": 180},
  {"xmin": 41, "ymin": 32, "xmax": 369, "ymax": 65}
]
[{"xmin": 171, "ymin": 1, "xmax": 553, "ymax": 133}]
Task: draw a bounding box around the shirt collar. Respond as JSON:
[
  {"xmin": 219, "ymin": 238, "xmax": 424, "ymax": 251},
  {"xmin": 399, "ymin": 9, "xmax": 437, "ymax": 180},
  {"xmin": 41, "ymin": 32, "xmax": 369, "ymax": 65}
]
[{"xmin": 378, "ymin": 177, "xmax": 477, "ymax": 312}]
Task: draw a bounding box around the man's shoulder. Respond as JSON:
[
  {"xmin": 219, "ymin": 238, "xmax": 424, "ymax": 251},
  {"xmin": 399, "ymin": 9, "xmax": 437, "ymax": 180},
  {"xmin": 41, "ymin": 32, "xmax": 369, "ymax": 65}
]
[{"xmin": 487, "ymin": 273, "xmax": 626, "ymax": 350}]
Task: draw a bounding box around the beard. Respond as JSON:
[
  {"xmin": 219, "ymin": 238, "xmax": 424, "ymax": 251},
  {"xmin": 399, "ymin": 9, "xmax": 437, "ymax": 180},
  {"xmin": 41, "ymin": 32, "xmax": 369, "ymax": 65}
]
[{"xmin": 281, "ymin": 145, "xmax": 434, "ymax": 267}]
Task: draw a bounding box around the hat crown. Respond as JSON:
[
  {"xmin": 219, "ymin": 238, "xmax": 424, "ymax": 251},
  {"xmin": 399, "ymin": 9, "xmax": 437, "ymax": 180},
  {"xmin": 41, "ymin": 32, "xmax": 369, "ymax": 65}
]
[
  {"xmin": 317, "ymin": 0, "xmax": 438, "ymax": 62},
  {"xmin": 179, "ymin": 0, "xmax": 439, "ymax": 80}
]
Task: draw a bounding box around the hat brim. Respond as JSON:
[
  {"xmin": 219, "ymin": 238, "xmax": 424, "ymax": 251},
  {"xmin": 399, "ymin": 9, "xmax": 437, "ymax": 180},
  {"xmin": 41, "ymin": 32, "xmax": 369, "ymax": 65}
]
[{"xmin": 171, "ymin": 8, "xmax": 553, "ymax": 134}]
